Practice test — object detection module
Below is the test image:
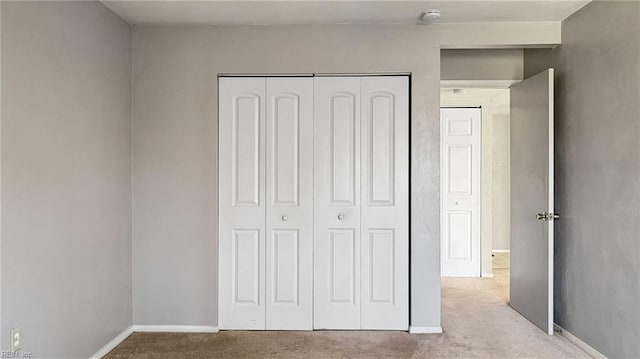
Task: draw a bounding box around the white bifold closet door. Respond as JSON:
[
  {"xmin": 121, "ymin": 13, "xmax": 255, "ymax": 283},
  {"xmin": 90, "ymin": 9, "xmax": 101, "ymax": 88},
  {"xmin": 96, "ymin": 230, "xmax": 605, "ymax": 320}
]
[
  {"xmin": 313, "ymin": 77, "xmax": 409, "ymax": 330},
  {"xmin": 219, "ymin": 77, "xmax": 313, "ymax": 330}
]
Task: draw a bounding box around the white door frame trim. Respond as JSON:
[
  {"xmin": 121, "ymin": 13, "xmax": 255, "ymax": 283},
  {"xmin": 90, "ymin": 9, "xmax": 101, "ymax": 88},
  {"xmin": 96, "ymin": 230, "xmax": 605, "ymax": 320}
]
[{"xmin": 546, "ymin": 69, "xmax": 555, "ymax": 335}]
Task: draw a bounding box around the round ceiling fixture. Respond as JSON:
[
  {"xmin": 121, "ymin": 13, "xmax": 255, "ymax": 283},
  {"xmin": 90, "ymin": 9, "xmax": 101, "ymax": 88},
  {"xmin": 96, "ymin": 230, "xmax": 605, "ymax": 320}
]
[{"xmin": 421, "ymin": 9, "xmax": 441, "ymax": 22}]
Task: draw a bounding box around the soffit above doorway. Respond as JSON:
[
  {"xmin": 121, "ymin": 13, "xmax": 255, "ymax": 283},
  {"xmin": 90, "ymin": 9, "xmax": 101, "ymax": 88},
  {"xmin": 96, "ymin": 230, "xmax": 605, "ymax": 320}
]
[{"xmin": 101, "ymin": 0, "xmax": 590, "ymax": 26}]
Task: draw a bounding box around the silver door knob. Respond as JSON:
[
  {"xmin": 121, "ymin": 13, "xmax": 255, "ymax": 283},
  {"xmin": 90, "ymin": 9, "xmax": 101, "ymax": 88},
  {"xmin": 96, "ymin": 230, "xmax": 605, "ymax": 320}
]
[
  {"xmin": 281, "ymin": 215, "xmax": 288, "ymax": 222},
  {"xmin": 337, "ymin": 214, "xmax": 344, "ymax": 220},
  {"xmin": 550, "ymin": 213, "xmax": 560, "ymax": 220}
]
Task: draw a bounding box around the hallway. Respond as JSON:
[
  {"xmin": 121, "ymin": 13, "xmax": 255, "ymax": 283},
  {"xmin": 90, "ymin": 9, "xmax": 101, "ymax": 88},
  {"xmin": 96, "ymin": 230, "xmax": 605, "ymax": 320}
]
[{"xmin": 105, "ymin": 264, "xmax": 590, "ymax": 358}]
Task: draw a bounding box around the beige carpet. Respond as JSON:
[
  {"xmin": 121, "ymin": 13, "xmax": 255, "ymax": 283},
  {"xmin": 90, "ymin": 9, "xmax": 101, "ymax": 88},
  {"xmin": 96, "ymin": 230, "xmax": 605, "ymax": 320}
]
[
  {"xmin": 492, "ymin": 252, "xmax": 511, "ymax": 269},
  {"xmin": 105, "ymin": 267, "xmax": 590, "ymax": 358}
]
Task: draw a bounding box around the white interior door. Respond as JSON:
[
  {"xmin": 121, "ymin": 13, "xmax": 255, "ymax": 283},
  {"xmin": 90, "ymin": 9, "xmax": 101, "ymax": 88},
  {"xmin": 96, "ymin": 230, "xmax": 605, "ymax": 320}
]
[
  {"xmin": 313, "ymin": 77, "xmax": 362, "ymax": 329},
  {"xmin": 265, "ymin": 78, "xmax": 313, "ymax": 330},
  {"xmin": 441, "ymin": 108, "xmax": 482, "ymax": 277},
  {"xmin": 314, "ymin": 76, "xmax": 409, "ymax": 330},
  {"xmin": 221, "ymin": 75, "xmax": 409, "ymax": 331},
  {"xmin": 360, "ymin": 77, "xmax": 409, "ymax": 330},
  {"xmin": 510, "ymin": 69, "xmax": 555, "ymax": 335},
  {"xmin": 219, "ymin": 77, "xmax": 266, "ymax": 329}
]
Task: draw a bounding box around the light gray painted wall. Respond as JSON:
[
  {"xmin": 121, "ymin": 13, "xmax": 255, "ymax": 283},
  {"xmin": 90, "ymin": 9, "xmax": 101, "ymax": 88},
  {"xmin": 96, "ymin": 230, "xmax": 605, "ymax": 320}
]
[
  {"xmin": 524, "ymin": 2, "xmax": 640, "ymax": 357},
  {"xmin": 0, "ymin": 0, "xmax": 4, "ymax": 346},
  {"xmin": 131, "ymin": 23, "xmax": 559, "ymax": 328},
  {"xmin": 1, "ymin": 2, "xmax": 132, "ymax": 358},
  {"xmin": 491, "ymin": 112, "xmax": 511, "ymax": 251},
  {"xmin": 441, "ymin": 49, "xmax": 524, "ymax": 81}
]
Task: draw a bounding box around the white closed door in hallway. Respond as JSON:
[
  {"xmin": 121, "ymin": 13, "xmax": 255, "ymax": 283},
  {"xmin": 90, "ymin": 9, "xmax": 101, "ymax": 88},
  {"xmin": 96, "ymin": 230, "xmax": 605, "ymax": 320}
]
[
  {"xmin": 440, "ymin": 108, "xmax": 481, "ymax": 277},
  {"xmin": 220, "ymin": 76, "xmax": 408, "ymax": 331}
]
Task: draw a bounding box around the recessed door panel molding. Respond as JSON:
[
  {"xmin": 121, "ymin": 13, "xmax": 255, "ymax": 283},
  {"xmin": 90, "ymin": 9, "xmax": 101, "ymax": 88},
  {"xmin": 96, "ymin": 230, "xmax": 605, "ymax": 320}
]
[
  {"xmin": 233, "ymin": 94, "xmax": 262, "ymax": 207},
  {"xmin": 220, "ymin": 77, "xmax": 267, "ymax": 330},
  {"xmin": 367, "ymin": 92, "xmax": 395, "ymax": 206},
  {"xmin": 314, "ymin": 77, "xmax": 362, "ymax": 329},
  {"xmin": 330, "ymin": 93, "xmax": 357, "ymax": 206},
  {"xmin": 329, "ymin": 229, "xmax": 357, "ymax": 304},
  {"xmin": 446, "ymin": 211, "xmax": 472, "ymax": 261},
  {"xmin": 271, "ymin": 229, "xmax": 300, "ymax": 304},
  {"xmin": 447, "ymin": 144, "xmax": 472, "ymax": 195},
  {"xmin": 441, "ymin": 108, "xmax": 481, "ymax": 277},
  {"xmin": 272, "ymin": 93, "xmax": 300, "ymax": 206},
  {"xmin": 233, "ymin": 229, "xmax": 261, "ymax": 304},
  {"xmin": 266, "ymin": 78, "xmax": 313, "ymax": 330},
  {"xmin": 447, "ymin": 117, "xmax": 472, "ymax": 136},
  {"xmin": 361, "ymin": 77, "xmax": 409, "ymax": 330},
  {"xmin": 368, "ymin": 229, "xmax": 395, "ymax": 304}
]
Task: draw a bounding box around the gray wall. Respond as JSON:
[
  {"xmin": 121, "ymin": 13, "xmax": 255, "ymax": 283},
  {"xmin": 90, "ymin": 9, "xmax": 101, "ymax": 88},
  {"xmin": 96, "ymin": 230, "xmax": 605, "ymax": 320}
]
[
  {"xmin": 441, "ymin": 49, "xmax": 523, "ymax": 81},
  {"xmin": 491, "ymin": 112, "xmax": 511, "ymax": 251},
  {"xmin": 1, "ymin": 2, "xmax": 132, "ymax": 358},
  {"xmin": 524, "ymin": 2, "xmax": 640, "ymax": 357},
  {"xmin": 131, "ymin": 23, "xmax": 558, "ymax": 328}
]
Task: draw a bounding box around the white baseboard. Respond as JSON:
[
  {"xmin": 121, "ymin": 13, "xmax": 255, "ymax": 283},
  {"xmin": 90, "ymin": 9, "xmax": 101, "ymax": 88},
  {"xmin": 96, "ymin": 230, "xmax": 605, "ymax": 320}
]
[
  {"xmin": 554, "ymin": 324, "xmax": 607, "ymax": 359},
  {"xmin": 492, "ymin": 249, "xmax": 511, "ymax": 253},
  {"xmin": 89, "ymin": 325, "xmax": 134, "ymax": 359},
  {"xmin": 409, "ymin": 326, "xmax": 443, "ymax": 334},
  {"xmin": 132, "ymin": 325, "xmax": 219, "ymax": 333},
  {"xmin": 481, "ymin": 272, "xmax": 495, "ymax": 278}
]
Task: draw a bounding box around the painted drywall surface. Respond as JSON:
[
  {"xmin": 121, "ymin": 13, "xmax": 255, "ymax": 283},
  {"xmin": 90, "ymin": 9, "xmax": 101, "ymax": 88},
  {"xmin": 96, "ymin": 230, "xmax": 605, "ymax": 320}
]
[
  {"xmin": 441, "ymin": 49, "xmax": 523, "ymax": 81},
  {"xmin": 132, "ymin": 23, "xmax": 558, "ymax": 328},
  {"xmin": 491, "ymin": 112, "xmax": 511, "ymax": 251},
  {"xmin": 441, "ymin": 89, "xmax": 511, "ymax": 275},
  {"xmin": 524, "ymin": 2, "xmax": 640, "ymax": 357},
  {"xmin": 0, "ymin": 0, "xmax": 3, "ymax": 346},
  {"xmin": 1, "ymin": 2, "xmax": 132, "ymax": 358}
]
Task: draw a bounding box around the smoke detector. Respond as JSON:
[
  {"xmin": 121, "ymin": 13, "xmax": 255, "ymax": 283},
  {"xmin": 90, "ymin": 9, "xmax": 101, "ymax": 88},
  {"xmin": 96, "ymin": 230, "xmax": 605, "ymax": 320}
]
[{"xmin": 421, "ymin": 9, "xmax": 441, "ymax": 22}]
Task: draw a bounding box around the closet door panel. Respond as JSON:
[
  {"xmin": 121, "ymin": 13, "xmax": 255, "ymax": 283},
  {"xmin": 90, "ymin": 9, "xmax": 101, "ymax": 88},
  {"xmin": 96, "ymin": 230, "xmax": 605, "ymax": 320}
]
[
  {"xmin": 219, "ymin": 77, "xmax": 267, "ymax": 329},
  {"xmin": 360, "ymin": 77, "xmax": 409, "ymax": 330},
  {"xmin": 313, "ymin": 77, "xmax": 362, "ymax": 329},
  {"xmin": 265, "ymin": 78, "xmax": 314, "ymax": 330}
]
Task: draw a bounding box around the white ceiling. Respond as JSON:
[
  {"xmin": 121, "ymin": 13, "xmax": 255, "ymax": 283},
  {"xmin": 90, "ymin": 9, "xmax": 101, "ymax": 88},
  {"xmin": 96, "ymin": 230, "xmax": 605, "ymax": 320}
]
[{"xmin": 102, "ymin": 0, "xmax": 590, "ymax": 26}]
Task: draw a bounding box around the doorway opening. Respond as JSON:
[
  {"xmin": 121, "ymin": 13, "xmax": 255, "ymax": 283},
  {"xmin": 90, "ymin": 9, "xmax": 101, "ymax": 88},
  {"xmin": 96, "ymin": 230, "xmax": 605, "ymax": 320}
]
[
  {"xmin": 440, "ymin": 88, "xmax": 511, "ymax": 279},
  {"xmin": 439, "ymin": 49, "xmax": 555, "ymax": 336}
]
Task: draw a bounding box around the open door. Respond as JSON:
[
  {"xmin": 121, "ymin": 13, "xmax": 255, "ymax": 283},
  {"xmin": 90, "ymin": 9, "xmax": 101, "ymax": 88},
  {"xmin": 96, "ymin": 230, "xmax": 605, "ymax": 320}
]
[{"xmin": 510, "ymin": 69, "xmax": 556, "ymax": 335}]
